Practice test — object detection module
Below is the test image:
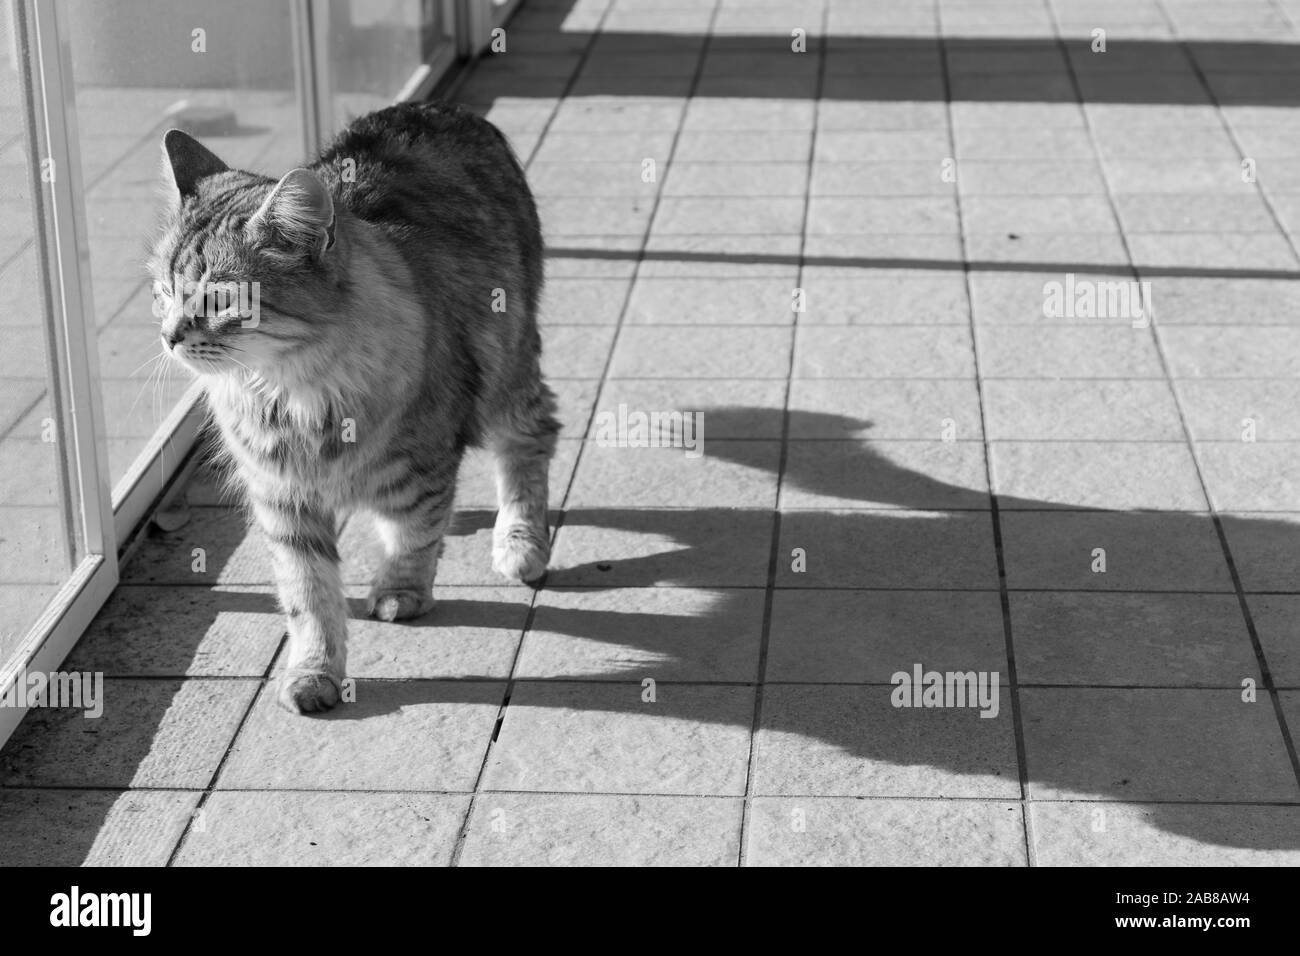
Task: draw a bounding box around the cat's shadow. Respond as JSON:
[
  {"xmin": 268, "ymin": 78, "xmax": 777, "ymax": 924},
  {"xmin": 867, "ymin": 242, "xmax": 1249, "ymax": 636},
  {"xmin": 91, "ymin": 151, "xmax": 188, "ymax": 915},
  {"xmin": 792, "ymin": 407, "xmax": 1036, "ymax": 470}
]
[{"xmin": 299, "ymin": 404, "xmax": 1300, "ymax": 854}]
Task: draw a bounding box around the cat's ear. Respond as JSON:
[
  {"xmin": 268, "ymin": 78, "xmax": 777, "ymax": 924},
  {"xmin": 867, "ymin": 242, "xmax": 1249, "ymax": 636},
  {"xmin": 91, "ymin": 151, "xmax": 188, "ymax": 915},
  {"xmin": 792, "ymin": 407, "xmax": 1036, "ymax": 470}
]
[
  {"xmin": 248, "ymin": 168, "xmax": 336, "ymax": 258},
  {"xmin": 161, "ymin": 129, "xmax": 228, "ymax": 200}
]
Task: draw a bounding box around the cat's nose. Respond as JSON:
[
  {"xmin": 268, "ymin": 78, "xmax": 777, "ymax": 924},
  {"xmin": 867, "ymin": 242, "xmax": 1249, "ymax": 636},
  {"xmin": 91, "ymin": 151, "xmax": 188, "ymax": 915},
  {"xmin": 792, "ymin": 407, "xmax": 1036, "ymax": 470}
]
[{"xmin": 162, "ymin": 327, "xmax": 186, "ymax": 349}]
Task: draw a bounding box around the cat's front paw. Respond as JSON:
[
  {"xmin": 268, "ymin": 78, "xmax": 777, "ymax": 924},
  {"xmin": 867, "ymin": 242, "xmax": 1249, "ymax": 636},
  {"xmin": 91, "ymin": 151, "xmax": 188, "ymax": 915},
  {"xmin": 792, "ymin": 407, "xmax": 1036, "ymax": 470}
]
[
  {"xmin": 367, "ymin": 587, "xmax": 434, "ymax": 621},
  {"xmin": 492, "ymin": 527, "xmax": 549, "ymax": 584},
  {"xmin": 278, "ymin": 670, "xmax": 342, "ymax": 715}
]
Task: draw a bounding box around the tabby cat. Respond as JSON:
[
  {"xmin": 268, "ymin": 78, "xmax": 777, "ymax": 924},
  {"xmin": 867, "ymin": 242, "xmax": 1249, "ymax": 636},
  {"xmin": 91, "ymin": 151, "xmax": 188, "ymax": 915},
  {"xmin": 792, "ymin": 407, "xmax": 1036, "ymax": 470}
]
[{"xmin": 150, "ymin": 102, "xmax": 558, "ymax": 714}]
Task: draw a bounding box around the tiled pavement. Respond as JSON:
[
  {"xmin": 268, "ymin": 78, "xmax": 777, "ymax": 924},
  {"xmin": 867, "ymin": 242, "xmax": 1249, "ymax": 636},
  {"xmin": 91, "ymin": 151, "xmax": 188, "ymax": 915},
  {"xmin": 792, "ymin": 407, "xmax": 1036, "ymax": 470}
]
[{"xmin": 6, "ymin": 0, "xmax": 1300, "ymax": 865}]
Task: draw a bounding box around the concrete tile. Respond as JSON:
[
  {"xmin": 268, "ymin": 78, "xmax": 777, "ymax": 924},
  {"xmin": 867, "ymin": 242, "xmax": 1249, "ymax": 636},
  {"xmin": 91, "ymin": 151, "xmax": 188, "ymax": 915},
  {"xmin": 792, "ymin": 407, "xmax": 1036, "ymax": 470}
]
[
  {"xmin": 1092, "ymin": 124, "xmax": 1239, "ymax": 160},
  {"xmin": 819, "ymin": 100, "xmax": 949, "ymax": 130},
  {"xmin": 1245, "ymin": 595, "xmax": 1300, "ymax": 685},
  {"xmin": 0, "ymin": 678, "xmax": 257, "ymax": 789},
  {"xmin": 977, "ymin": 326, "xmax": 1165, "ymax": 379},
  {"xmin": 1021, "ymin": 688, "xmax": 1299, "ymax": 801},
  {"xmin": 569, "ymin": 73, "xmax": 695, "ymax": 98},
  {"xmin": 462, "ymin": 793, "xmax": 741, "ymax": 866},
  {"xmin": 991, "ymin": 442, "xmax": 1207, "ymax": 511},
  {"xmin": 590, "ymin": 379, "xmax": 787, "ymax": 438},
  {"xmin": 537, "ymin": 196, "xmax": 655, "ymax": 236},
  {"xmin": 982, "ymin": 381, "xmax": 1185, "ymax": 440},
  {"xmin": 810, "ymin": 160, "xmax": 957, "ymax": 197},
  {"xmin": 766, "ymin": 589, "xmax": 1006, "ymax": 682},
  {"xmin": 1011, "ymin": 592, "xmax": 1259, "ymax": 686},
  {"xmin": 753, "ymin": 685, "xmax": 1020, "ymax": 798},
  {"xmin": 955, "ymin": 125, "xmax": 1100, "ymax": 160},
  {"xmin": 787, "ymin": 378, "xmax": 984, "ymax": 440},
  {"xmin": 0, "ymin": 438, "xmax": 60, "ymax": 507},
  {"xmin": 481, "ymin": 682, "xmax": 754, "ymax": 795},
  {"xmin": 794, "ymin": 326, "xmax": 975, "ymax": 378},
  {"xmin": 541, "ymin": 325, "xmax": 617, "ymax": 379},
  {"xmin": 1031, "ymin": 801, "xmax": 1300, "ymax": 865},
  {"xmin": 64, "ymin": 585, "xmax": 282, "ymax": 677},
  {"xmin": 1163, "ymin": 327, "xmax": 1300, "ymax": 378},
  {"xmin": 518, "ymin": 586, "xmax": 762, "ymax": 682},
  {"xmin": 1127, "ymin": 232, "xmax": 1298, "ymax": 271},
  {"xmin": 547, "ymin": 508, "xmax": 774, "ymax": 587},
  {"xmin": 662, "ymin": 161, "xmax": 807, "ymax": 197},
  {"xmin": 0, "ymin": 788, "xmax": 200, "ymax": 866},
  {"xmin": 806, "ymin": 196, "xmax": 959, "ymax": 235},
  {"xmin": 958, "ymin": 161, "xmax": 1106, "ymax": 196},
  {"xmin": 1115, "ymin": 193, "xmax": 1277, "ymax": 232},
  {"xmin": 544, "ymin": 236, "xmax": 641, "ymax": 278},
  {"xmin": 681, "ymin": 98, "xmax": 816, "ymax": 131},
  {"xmin": 175, "ymin": 792, "xmax": 469, "ymax": 866},
  {"xmin": 781, "ymin": 440, "xmax": 989, "ymax": 510},
  {"xmin": 569, "ymin": 439, "xmax": 779, "ymax": 509},
  {"xmin": 530, "ymin": 162, "xmax": 659, "ymax": 197},
  {"xmin": 673, "ymin": 129, "xmax": 813, "ymax": 163},
  {"xmin": 652, "ymin": 196, "xmax": 806, "ymax": 235},
  {"xmin": 813, "ymin": 129, "xmax": 953, "ymax": 162},
  {"xmin": 794, "ymin": 273, "xmax": 965, "ymax": 331},
  {"xmin": 532, "ymin": 130, "xmax": 677, "ymax": 165},
  {"xmin": 0, "ymin": 378, "xmax": 46, "ymax": 435},
  {"xmin": 961, "ymin": 196, "xmax": 1118, "ymax": 234},
  {"xmin": 802, "ymin": 234, "xmax": 963, "ymax": 272},
  {"xmin": 344, "ymin": 586, "xmax": 531, "ymax": 679},
  {"xmin": 217, "ymin": 681, "xmax": 504, "ymax": 791},
  {"xmin": 120, "ymin": 507, "xmax": 272, "ymax": 585},
  {"xmin": 584, "ymin": 51, "xmax": 701, "ymax": 78},
  {"xmin": 965, "ymin": 231, "xmax": 1128, "ymax": 266},
  {"xmin": 625, "ymin": 277, "xmax": 797, "ymax": 325},
  {"xmin": 550, "ymin": 98, "xmax": 685, "ymax": 133},
  {"xmin": 1105, "ymin": 158, "xmax": 1245, "ymax": 193},
  {"xmin": 610, "ymin": 325, "xmax": 792, "ymax": 379},
  {"xmin": 746, "ymin": 797, "xmax": 1026, "ymax": 866},
  {"xmin": 821, "ymin": 73, "xmax": 945, "ymax": 100},
  {"xmin": 776, "ymin": 510, "xmax": 999, "ymax": 589},
  {"xmin": 1000, "ymin": 511, "xmax": 1233, "ymax": 591},
  {"xmin": 549, "ymin": 379, "xmax": 600, "ymax": 438},
  {"xmin": 970, "ymin": 270, "xmax": 1139, "ymax": 325},
  {"xmin": 639, "ymin": 233, "xmax": 802, "ymax": 279},
  {"xmin": 1197, "ymin": 443, "xmax": 1300, "ymax": 511},
  {"xmin": 1221, "ymin": 512, "xmax": 1300, "ymax": 592},
  {"xmin": 1149, "ymin": 277, "xmax": 1300, "ymax": 325}
]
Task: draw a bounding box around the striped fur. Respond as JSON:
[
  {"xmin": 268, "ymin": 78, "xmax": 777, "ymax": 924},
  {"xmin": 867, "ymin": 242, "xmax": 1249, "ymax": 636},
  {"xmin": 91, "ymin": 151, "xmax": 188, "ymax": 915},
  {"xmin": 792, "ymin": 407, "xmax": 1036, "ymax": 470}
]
[{"xmin": 150, "ymin": 104, "xmax": 558, "ymax": 714}]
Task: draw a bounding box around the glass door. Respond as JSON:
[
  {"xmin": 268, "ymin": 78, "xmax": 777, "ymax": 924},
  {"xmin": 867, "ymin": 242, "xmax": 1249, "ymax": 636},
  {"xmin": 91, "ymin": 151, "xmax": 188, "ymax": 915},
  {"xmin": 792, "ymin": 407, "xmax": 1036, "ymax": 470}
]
[
  {"xmin": 0, "ymin": 0, "xmax": 486, "ymax": 748},
  {"xmin": 0, "ymin": 0, "xmax": 116, "ymax": 743}
]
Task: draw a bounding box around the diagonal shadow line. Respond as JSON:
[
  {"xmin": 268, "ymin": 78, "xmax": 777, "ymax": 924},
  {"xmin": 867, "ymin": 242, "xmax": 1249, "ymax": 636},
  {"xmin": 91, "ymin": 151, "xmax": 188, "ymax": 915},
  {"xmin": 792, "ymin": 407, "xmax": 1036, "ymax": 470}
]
[{"xmin": 544, "ymin": 245, "xmax": 1300, "ymax": 280}]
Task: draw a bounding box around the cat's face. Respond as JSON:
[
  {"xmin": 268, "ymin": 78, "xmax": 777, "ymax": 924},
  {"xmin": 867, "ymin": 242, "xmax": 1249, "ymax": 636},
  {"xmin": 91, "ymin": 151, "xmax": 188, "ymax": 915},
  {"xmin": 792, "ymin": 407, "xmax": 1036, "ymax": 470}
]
[{"xmin": 149, "ymin": 130, "xmax": 338, "ymax": 379}]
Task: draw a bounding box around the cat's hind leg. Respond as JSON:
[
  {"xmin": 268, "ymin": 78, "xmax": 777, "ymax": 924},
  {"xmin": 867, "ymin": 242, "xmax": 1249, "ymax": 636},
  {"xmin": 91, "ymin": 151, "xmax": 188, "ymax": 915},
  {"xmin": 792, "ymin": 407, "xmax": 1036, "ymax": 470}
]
[
  {"xmin": 489, "ymin": 385, "xmax": 559, "ymax": 583},
  {"xmin": 367, "ymin": 458, "xmax": 460, "ymax": 621}
]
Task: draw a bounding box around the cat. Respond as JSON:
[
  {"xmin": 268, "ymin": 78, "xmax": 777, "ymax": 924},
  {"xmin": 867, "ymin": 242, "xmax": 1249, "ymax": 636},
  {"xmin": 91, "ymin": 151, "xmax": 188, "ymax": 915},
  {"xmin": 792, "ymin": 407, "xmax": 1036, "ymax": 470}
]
[{"xmin": 149, "ymin": 102, "xmax": 559, "ymax": 715}]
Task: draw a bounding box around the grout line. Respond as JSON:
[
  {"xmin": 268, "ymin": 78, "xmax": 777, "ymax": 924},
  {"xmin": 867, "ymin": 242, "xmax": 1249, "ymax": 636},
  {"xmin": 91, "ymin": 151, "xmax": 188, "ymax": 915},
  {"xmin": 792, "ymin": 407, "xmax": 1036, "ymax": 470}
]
[
  {"xmin": 1177, "ymin": 0, "xmax": 1300, "ymax": 270},
  {"xmin": 1050, "ymin": 0, "xmax": 1300, "ymax": 797},
  {"xmin": 1147, "ymin": 0, "xmax": 1300, "ymax": 791},
  {"xmin": 162, "ymin": 631, "xmax": 287, "ymax": 866},
  {"xmin": 736, "ymin": 0, "xmax": 830, "ymax": 869},
  {"xmin": 937, "ymin": 0, "xmax": 1036, "ymax": 867}
]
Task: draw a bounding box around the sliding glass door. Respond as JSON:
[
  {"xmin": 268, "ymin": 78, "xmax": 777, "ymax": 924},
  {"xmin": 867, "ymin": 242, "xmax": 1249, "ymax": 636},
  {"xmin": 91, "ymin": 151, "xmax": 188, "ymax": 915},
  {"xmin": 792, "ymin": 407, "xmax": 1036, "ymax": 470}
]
[
  {"xmin": 0, "ymin": 0, "xmax": 116, "ymax": 743},
  {"xmin": 0, "ymin": 0, "xmax": 483, "ymax": 747}
]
